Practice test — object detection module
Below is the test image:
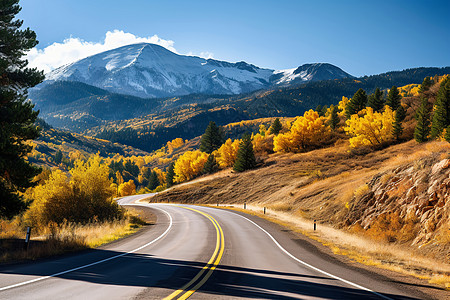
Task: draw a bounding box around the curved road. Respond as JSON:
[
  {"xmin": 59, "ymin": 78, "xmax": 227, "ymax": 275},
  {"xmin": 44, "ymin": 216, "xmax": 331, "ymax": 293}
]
[{"xmin": 0, "ymin": 195, "xmax": 432, "ymax": 299}]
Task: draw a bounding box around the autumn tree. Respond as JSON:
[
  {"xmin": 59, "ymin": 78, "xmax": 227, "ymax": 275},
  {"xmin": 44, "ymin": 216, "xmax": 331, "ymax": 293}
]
[
  {"xmin": 0, "ymin": 0, "xmax": 45, "ymax": 218},
  {"xmin": 344, "ymin": 106, "xmax": 394, "ymax": 147},
  {"xmin": 233, "ymin": 135, "xmax": 257, "ymax": 172},
  {"xmin": 274, "ymin": 110, "xmax": 330, "ymax": 152},
  {"xmin": 216, "ymin": 138, "xmax": 241, "ymax": 168},
  {"xmin": 386, "ymin": 86, "xmax": 402, "ymax": 111},
  {"xmin": 414, "ymin": 98, "xmax": 431, "ymax": 143},
  {"xmin": 200, "ymin": 121, "xmax": 224, "ymax": 153},
  {"xmin": 119, "ymin": 180, "xmax": 136, "ymax": 196},
  {"xmin": 430, "ymin": 78, "xmax": 450, "ymax": 139},
  {"xmin": 345, "ymin": 89, "xmax": 367, "ymax": 118},
  {"xmin": 367, "ymin": 88, "xmax": 384, "ymax": 112},
  {"xmin": 174, "ymin": 150, "xmax": 208, "ymax": 182},
  {"xmin": 165, "ymin": 162, "xmax": 175, "ymax": 187},
  {"xmin": 25, "ymin": 155, "xmax": 121, "ymax": 226},
  {"xmin": 269, "ymin": 118, "xmax": 283, "ymax": 135},
  {"xmin": 392, "ymin": 105, "xmax": 406, "ymax": 140}
]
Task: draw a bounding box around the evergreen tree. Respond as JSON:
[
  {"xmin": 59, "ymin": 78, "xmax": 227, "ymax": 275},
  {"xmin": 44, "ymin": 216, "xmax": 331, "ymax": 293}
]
[
  {"xmin": 165, "ymin": 162, "xmax": 175, "ymax": 187},
  {"xmin": 202, "ymin": 154, "xmax": 218, "ymax": 174},
  {"xmin": 367, "ymin": 87, "xmax": 385, "ymax": 112},
  {"xmin": 386, "ymin": 86, "xmax": 402, "ymax": 111},
  {"xmin": 147, "ymin": 171, "xmax": 160, "ymax": 190},
  {"xmin": 445, "ymin": 125, "xmax": 450, "ymax": 142},
  {"xmin": 329, "ymin": 105, "xmax": 340, "ymax": 130},
  {"xmin": 0, "ymin": 0, "xmax": 45, "ymax": 219},
  {"xmin": 54, "ymin": 150, "xmax": 63, "ymax": 164},
  {"xmin": 345, "ymin": 88, "xmax": 367, "ymax": 118},
  {"xmin": 430, "ymin": 78, "xmax": 450, "ymax": 139},
  {"xmin": 269, "ymin": 118, "xmax": 283, "ymax": 135},
  {"xmin": 414, "ymin": 98, "xmax": 431, "ymax": 143},
  {"xmin": 392, "ymin": 105, "xmax": 406, "ymax": 140},
  {"xmin": 419, "ymin": 76, "xmax": 432, "ymax": 93},
  {"xmin": 233, "ymin": 135, "xmax": 256, "ymax": 172},
  {"xmin": 199, "ymin": 121, "xmax": 224, "ymax": 154}
]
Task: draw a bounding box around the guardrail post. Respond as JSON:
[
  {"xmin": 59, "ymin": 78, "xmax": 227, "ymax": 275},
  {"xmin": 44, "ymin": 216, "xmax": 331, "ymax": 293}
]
[
  {"xmin": 314, "ymin": 220, "xmax": 317, "ymax": 231},
  {"xmin": 24, "ymin": 226, "xmax": 32, "ymax": 251},
  {"xmin": 244, "ymin": 202, "xmax": 246, "ymax": 209},
  {"xmin": 264, "ymin": 207, "xmax": 266, "ymax": 214}
]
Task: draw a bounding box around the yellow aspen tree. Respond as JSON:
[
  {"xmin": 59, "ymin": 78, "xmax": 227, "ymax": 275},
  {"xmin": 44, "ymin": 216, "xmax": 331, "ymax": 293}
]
[
  {"xmin": 344, "ymin": 106, "xmax": 395, "ymax": 147},
  {"xmin": 215, "ymin": 138, "xmax": 241, "ymax": 168},
  {"xmin": 118, "ymin": 180, "xmax": 136, "ymax": 196},
  {"xmin": 174, "ymin": 150, "xmax": 208, "ymax": 182},
  {"xmin": 338, "ymin": 96, "xmax": 350, "ymax": 117}
]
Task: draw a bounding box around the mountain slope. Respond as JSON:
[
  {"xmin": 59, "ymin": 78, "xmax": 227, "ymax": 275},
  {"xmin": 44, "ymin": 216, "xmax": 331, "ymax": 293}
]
[{"xmin": 42, "ymin": 43, "xmax": 353, "ymax": 98}]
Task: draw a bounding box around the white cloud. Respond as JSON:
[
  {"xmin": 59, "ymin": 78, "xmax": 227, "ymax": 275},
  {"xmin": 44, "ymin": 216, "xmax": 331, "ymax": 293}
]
[
  {"xmin": 186, "ymin": 51, "xmax": 215, "ymax": 59},
  {"xmin": 26, "ymin": 30, "xmax": 178, "ymax": 73}
]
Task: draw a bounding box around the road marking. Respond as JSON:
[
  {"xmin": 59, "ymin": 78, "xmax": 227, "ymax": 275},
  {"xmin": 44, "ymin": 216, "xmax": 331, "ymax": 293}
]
[
  {"xmin": 229, "ymin": 211, "xmax": 394, "ymax": 300},
  {"xmin": 164, "ymin": 206, "xmax": 225, "ymax": 300},
  {"xmin": 0, "ymin": 206, "xmax": 173, "ymax": 292}
]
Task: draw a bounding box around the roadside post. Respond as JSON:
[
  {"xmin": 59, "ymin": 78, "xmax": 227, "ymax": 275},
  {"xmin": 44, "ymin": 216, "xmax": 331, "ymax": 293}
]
[
  {"xmin": 264, "ymin": 207, "xmax": 266, "ymax": 214},
  {"xmin": 24, "ymin": 227, "xmax": 32, "ymax": 251},
  {"xmin": 314, "ymin": 220, "xmax": 317, "ymax": 231},
  {"xmin": 244, "ymin": 202, "xmax": 246, "ymax": 209}
]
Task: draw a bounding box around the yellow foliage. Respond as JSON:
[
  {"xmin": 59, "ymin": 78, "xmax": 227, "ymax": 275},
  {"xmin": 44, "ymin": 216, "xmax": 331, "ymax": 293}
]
[
  {"xmin": 273, "ymin": 110, "xmax": 330, "ymax": 153},
  {"xmin": 167, "ymin": 138, "xmax": 185, "ymax": 153},
  {"xmin": 152, "ymin": 167, "xmax": 166, "ymax": 185},
  {"xmin": 252, "ymin": 133, "xmax": 273, "ymax": 155},
  {"xmin": 174, "ymin": 150, "xmax": 209, "ymax": 182},
  {"xmin": 344, "ymin": 106, "xmax": 394, "ymax": 147},
  {"xmin": 215, "ymin": 138, "xmax": 241, "ymax": 168},
  {"xmin": 118, "ymin": 180, "xmax": 136, "ymax": 196},
  {"xmin": 398, "ymin": 84, "xmax": 420, "ymax": 97},
  {"xmin": 338, "ymin": 96, "xmax": 350, "ymax": 117}
]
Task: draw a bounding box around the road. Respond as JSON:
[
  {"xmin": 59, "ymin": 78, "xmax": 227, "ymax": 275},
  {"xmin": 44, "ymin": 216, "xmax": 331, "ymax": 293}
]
[{"xmin": 0, "ymin": 195, "xmax": 433, "ymax": 299}]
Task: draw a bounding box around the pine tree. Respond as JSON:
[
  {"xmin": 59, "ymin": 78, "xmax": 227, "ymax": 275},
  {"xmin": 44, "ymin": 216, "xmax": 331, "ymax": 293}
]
[
  {"xmin": 329, "ymin": 105, "xmax": 340, "ymax": 130},
  {"xmin": 367, "ymin": 87, "xmax": 385, "ymax": 112},
  {"xmin": 392, "ymin": 105, "xmax": 406, "ymax": 140},
  {"xmin": 233, "ymin": 135, "xmax": 256, "ymax": 172},
  {"xmin": 419, "ymin": 76, "xmax": 432, "ymax": 93},
  {"xmin": 165, "ymin": 162, "xmax": 175, "ymax": 187},
  {"xmin": 269, "ymin": 118, "xmax": 283, "ymax": 135},
  {"xmin": 54, "ymin": 150, "xmax": 63, "ymax": 164},
  {"xmin": 430, "ymin": 78, "xmax": 450, "ymax": 139},
  {"xmin": 0, "ymin": 0, "xmax": 45, "ymax": 219},
  {"xmin": 414, "ymin": 98, "xmax": 431, "ymax": 143},
  {"xmin": 386, "ymin": 86, "xmax": 402, "ymax": 111},
  {"xmin": 345, "ymin": 88, "xmax": 367, "ymax": 118},
  {"xmin": 199, "ymin": 121, "xmax": 224, "ymax": 154},
  {"xmin": 445, "ymin": 125, "xmax": 450, "ymax": 142},
  {"xmin": 202, "ymin": 154, "xmax": 218, "ymax": 174},
  {"xmin": 147, "ymin": 171, "xmax": 160, "ymax": 190}
]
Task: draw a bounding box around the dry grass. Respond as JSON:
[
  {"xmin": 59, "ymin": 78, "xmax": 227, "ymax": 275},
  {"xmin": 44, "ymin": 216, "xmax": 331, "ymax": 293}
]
[{"xmin": 0, "ymin": 212, "xmax": 145, "ymax": 264}]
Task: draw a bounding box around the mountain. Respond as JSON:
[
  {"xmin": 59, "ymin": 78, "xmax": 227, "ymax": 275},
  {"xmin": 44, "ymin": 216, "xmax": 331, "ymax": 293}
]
[{"xmin": 42, "ymin": 43, "xmax": 352, "ymax": 98}]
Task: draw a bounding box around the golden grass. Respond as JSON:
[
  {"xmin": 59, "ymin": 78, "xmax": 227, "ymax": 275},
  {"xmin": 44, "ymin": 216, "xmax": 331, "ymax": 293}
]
[{"xmin": 0, "ymin": 213, "xmax": 144, "ymax": 264}]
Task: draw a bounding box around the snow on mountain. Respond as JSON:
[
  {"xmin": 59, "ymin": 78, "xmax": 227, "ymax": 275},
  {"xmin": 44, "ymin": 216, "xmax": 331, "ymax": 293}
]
[{"xmin": 44, "ymin": 43, "xmax": 353, "ymax": 98}]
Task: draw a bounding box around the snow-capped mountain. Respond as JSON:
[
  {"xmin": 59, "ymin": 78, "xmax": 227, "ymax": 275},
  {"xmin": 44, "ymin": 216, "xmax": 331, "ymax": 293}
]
[{"xmin": 44, "ymin": 43, "xmax": 353, "ymax": 98}]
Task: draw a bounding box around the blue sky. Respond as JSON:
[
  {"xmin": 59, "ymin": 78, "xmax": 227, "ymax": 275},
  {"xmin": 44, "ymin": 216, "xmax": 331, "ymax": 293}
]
[{"xmin": 19, "ymin": 0, "xmax": 450, "ymax": 76}]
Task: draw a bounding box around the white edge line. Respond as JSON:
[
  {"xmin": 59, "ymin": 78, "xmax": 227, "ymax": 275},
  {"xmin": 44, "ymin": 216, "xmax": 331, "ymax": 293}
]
[
  {"xmin": 223, "ymin": 209, "xmax": 394, "ymax": 300},
  {"xmin": 0, "ymin": 205, "xmax": 172, "ymax": 292}
]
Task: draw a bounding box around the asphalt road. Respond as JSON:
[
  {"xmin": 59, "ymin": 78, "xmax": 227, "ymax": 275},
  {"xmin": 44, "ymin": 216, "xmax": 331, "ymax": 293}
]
[{"xmin": 0, "ymin": 195, "xmax": 434, "ymax": 299}]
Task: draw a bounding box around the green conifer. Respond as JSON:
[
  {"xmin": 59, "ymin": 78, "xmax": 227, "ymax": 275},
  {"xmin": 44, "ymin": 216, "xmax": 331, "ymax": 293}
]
[
  {"xmin": 419, "ymin": 76, "xmax": 432, "ymax": 93},
  {"xmin": 445, "ymin": 126, "xmax": 450, "ymax": 142},
  {"xmin": 0, "ymin": 0, "xmax": 45, "ymax": 218},
  {"xmin": 430, "ymin": 78, "xmax": 450, "ymax": 139},
  {"xmin": 233, "ymin": 135, "xmax": 256, "ymax": 172},
  {"xmin": 386, "ymin": 86, "xmax": 402, "ymax": 111},
  {"xmin": 414, "ymin": 98, "xmax": 431, "ymax": 143},
  {"xmin": 367, "ymin": 88, "xmax": 385, "ymax": 112},
  {"xmin": 165, "ymin": 162, "xmax": 175, "ymax": 187},
  {"xmin": 269, "ymin": 118, "xmax": 283, "ymax": 135},
  {"xmin": 147, "ymin": 171, "xmax": 160, "ymax": 190},
  {"xmin": 202, "ymin": 154, "xmax": 218, "ymax": 174},
  {"xmin": 392, "ymin": 105, "xmax": 406, "ymax": 140},
  {"xmin": 345, "ymin": 88, "xmax": 367, "ymax": 118},
  {"xmin": 329, "ymin": 105, "xmax": 340, "ymax": 130},
  {"xmin": 199, "ymin": 121, "xmax": 224, "ymax": 154}
]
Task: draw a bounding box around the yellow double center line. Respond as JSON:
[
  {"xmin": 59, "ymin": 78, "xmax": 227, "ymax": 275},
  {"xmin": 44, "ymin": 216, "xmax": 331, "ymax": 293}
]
[{"xmin": 163, "ymin": 206, "xmax": 225, "ymax": 300}]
